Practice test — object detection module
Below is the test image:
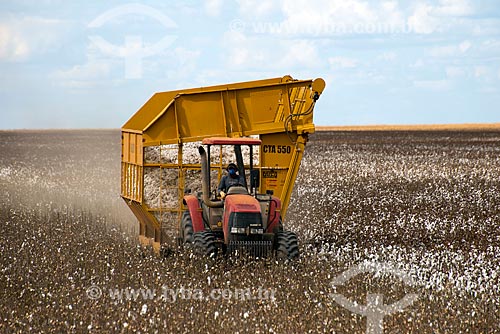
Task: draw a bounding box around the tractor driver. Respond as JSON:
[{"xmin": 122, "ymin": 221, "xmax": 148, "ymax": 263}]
[{"xmin": 218, "ymin": 163, "xmax": 245, "ymax": 199}]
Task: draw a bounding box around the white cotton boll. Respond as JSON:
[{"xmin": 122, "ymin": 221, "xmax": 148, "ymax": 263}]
[{"xmin": 143, "ymin": 140, "xmax": 258, "ymax": 210}]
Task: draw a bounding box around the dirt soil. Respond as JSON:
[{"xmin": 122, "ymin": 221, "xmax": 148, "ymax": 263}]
[{"xmin": 1, "ymin": 129, "xmax": 499, "ymax": 333}]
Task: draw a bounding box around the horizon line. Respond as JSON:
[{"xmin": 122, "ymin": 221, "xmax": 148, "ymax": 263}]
[{"xmin": 1, "ymin": 122, "xmax": 499, "ymax": 132}]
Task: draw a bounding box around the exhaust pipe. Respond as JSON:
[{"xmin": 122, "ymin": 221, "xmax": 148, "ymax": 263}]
[{"xmin": 198, "ymin": 146, "xmax": 224, "ymax": 208}]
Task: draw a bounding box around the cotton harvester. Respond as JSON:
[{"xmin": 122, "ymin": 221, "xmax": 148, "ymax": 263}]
[{"xmin": 121, "ymin": 75, "xmax": 325, "ymax": 258}]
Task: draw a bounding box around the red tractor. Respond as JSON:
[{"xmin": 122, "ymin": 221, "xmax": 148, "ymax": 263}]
[{"xmin": 181, "ymin": 137, "xmax": 299, "ymax": 258}]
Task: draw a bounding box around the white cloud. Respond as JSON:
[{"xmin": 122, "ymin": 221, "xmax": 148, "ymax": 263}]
[
  {"xmin": 429, "ymin": 45, "xmax": 456, "ymax": 57},
  {"xmin": 205, "ymin": 0, "xmax": 224, "ymax": 17},
  {"xmin": 235, "ymin": 0, "xmax": 483, "ymax": 38},
  {"xmin": 414, "ymin": 80, "xmax": 451, "ymax": 91},
  {"xmin": 56, "ymin": 61, "xmax": 110, "ymax": 80},
  {"xmin": 429, "ymin": 40, "xmax": 472, "ymax": 57},
  {"xmin": 53, "ymin": 44, "xmax": 201, "ymax": 88},
  {"xmin": 459, "ymin": 40, "xmax": 472, "ymax": 53},
  {"xmin": 435, "ymin": 0, "xmax": 473, "ymax": 16},
  {"xmin": 474, "ymin": 66, "xmax": 489, "ymax": 78},
  {"xmin": 479, "ymin": 86, "xmax": 498, "ymax": 94},
  {"xmin": 443, "ymin": 64, "xmax": 500, "ymax": 82},
  {"xmin": 52, "ymin": 60, "xmax": 112, "ymax": 88},
  {"xmin": 222, "ymin": 30, "xmax": 272, "ymax": 69},
  {"xmin": 223, "ymin": 30, "xmax": 254, "ymax": 67},
  {"xmin": 0, "ymin": 25, "xmax": 29, "ymax": 60},
  {"xmin": 446, "ymin": 66, "xmax": 466, "ymax": 79},
  {"xmin": 408, "ymin": 0, "xmax": 474, "ymax": 34},
  {"xmin": 407, "ymin": 4, "xmax": 441, "ymax": 34},
  {"xmin": 286, "ymin": 0, "xmax": 374, "ymax": 23},
  {"xmin": 278, "ymin": 0, "xmax": 405, "ymax": 36},
  {"xmin": 377, "ymin": 52, "xmax": 397, "ymax": 62},
  {"xmin": 361, "ymin": 69, "xmax": 386, "ymax": 84},
  {"xmin": 328, "ymin": 56, "xmax": 358, "ymax": 69},
  {"xmin": 163, "ymin": 47, "xmax": 201, "ymax": 87},
  {"xmin": 410, "ymin": 59, "xmax": 425, "ymax": 68},
  {"xmin": 280, "ymin": 40, "xmax": 321, "ymax": 68},
  {"xmin": 481, "ymin": 39, "xmax": 500, "ymax": 52},
  {"xmin": 222, "ymin": 30, "xmax": 321, "ymax": 70},
  {"xmin": 236, "ymin": 0, "xmax": 279, "ymax": 18},
  {"xmin": 0, "ymin": 16, "xmax": 66, "ymax": 61},
  {"xmin": 381, "ymin": 1, "xmax": 398, "ymax": 12}
]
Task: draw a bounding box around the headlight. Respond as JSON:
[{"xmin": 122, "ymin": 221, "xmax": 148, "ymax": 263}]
[
  {"xmin": 231, "ymin": 227, "xmax": 264, "ymax": 234},
  {"xmin": 231, "ymin": 227, "xmax": 246, "ymax": 234},
  {"xmin": 250, "ymin": 228, "xmax": 264, "ymax": 234}
]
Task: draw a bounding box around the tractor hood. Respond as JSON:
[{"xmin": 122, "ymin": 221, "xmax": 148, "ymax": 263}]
[{"xmin": 224, "ymin": 194, "xmax": 261, "ymax": 213}]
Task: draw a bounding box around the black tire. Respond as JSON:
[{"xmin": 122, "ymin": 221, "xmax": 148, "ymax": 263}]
[
  {"xmin": 276, "ymin": 231, "xmax": 299, "ymax": 259},
  {"xmin": 192, "ymin": 231, "xmax": 218, "ymax": 257},
  {"xmin": 181, "ymin": 211, "xmax": 194, "ymax": 244}
]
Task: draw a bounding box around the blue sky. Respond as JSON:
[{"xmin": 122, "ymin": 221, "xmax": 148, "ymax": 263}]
[{"xmin": 0, "ymin": 0, "xmax": 499, "ymax": 129}]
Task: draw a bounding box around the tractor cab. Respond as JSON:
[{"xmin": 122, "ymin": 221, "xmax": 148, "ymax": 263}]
[{"xmin": 201, "ymin": 137, "xmax": 262, "ymax": 196}]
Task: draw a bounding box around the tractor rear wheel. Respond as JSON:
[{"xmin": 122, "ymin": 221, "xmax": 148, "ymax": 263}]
[
  {"xmin": 193, "ymin": 231, "xmax": 218, "ymax": 257},
  {"xmin": 276, "ymin": 231, "xmax": 299, "ymax": 259},
  {"xmin": 181, "ymin": 211, "xmax": 194, "ymax": 244}
]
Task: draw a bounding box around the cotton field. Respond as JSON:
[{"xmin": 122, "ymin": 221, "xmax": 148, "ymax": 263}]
[{"xmin": 1, "ymin": 129, "xmax": 499, "ymax": 333}]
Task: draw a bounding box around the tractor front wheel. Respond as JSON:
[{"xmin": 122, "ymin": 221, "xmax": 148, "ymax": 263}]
[
  {"xmin": 181, "ymin": 211, "xmax": 194, "ymax": 244},
  {"xmin": 193, "ymin": 231, "xmax": 218, "ymax": 257},
  {"xmin": 276, "ymin": 231, "xmax": 299, "ymax": 259}
]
